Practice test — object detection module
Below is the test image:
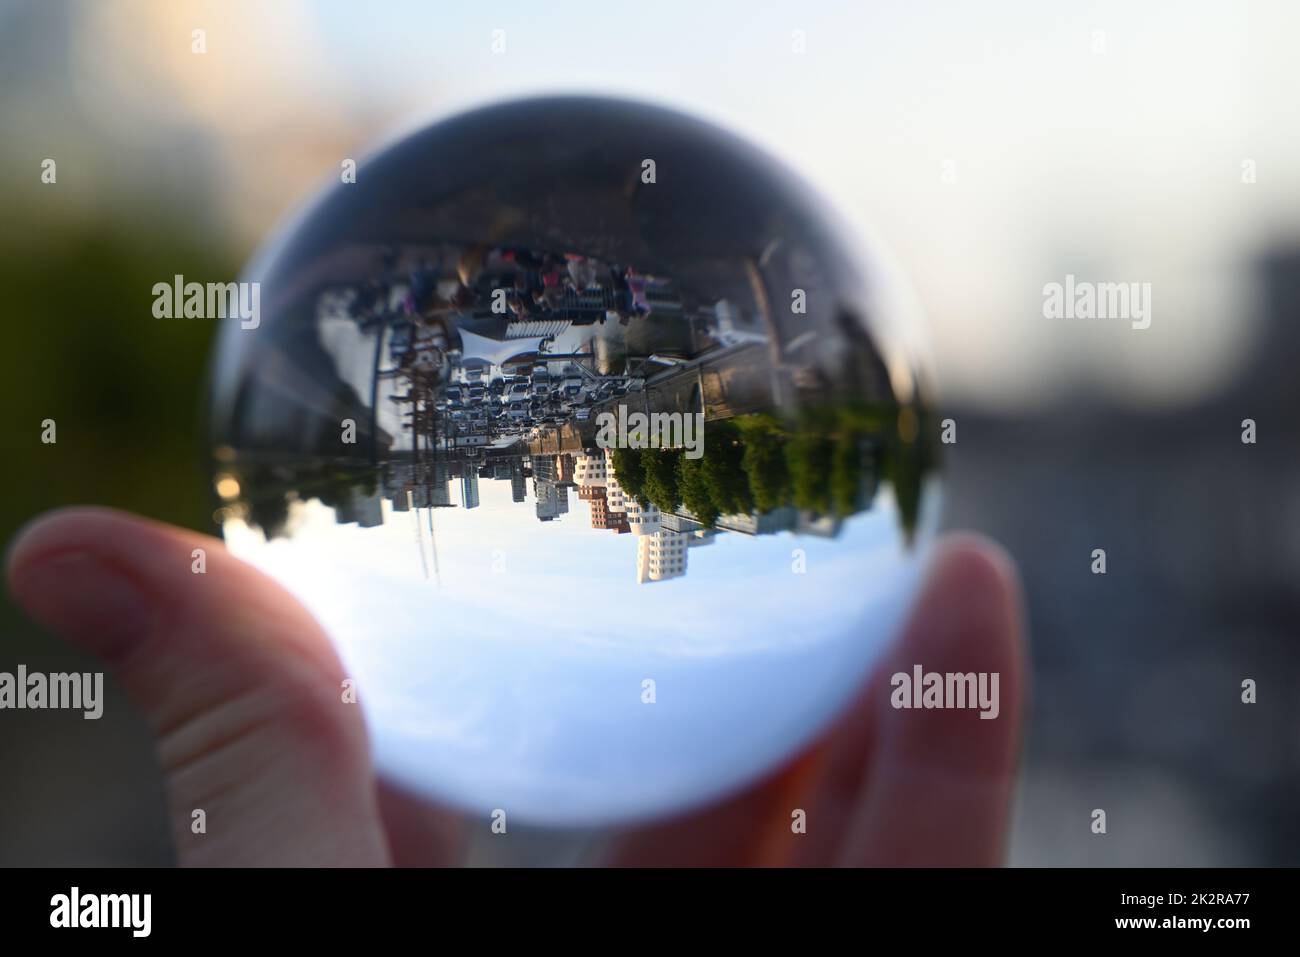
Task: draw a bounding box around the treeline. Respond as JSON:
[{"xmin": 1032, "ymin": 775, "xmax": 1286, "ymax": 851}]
[{"xmin": 608, "ymin": 404, "xmax": 928, "ymax": 533}]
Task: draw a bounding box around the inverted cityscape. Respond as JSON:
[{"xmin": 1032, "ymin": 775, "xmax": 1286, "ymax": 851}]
[{"xmin": 211, "ymin": 240, "xmax": 933, "ymax": 584}]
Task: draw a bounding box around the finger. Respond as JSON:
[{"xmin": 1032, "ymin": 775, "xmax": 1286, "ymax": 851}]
[
  {"xmin": 376, "ymin": 779, "xmax": 465, "ymax": 867},
  {"xmin": 837, "ymin": 533, "xmax": 1026, "ymax": 866},
  {"xmin": 5, "ymin": 506, "xmax": 392, "ymax": 866}
]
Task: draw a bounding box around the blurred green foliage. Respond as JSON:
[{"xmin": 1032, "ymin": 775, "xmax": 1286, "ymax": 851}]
[
  {"xmin": 0, "ymin": 192, "xmax": 245, "ymax": 866},
  {"xmin": 1, "ymin": 199, "xmax": 240, "ymax": 566}
]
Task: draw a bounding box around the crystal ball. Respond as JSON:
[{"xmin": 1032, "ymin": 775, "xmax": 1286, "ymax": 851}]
[{"xmin": 207, "ymin": 96, "xmax": 940, "ymax": 826}]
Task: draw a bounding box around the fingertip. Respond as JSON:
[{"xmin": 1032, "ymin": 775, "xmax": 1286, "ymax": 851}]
[
  {"xmin": 878, "ymin": 530, "xmax": 1027, "ymax": 788},
  {"xmin": 4, "ymin": 506, "xmax": 93, "ymax": 579},
  {"xmin": 835, "ymin": 533, "xmax": 1027, "ymax": 865},
  {"xmin": 6, "ymin": 506, "xmax": 215, "ymax": 581},
  {"xmin": 925, "ymin": 532, "xmax": 1022, "ymax": 612},
  {"xmin": 5, "ymin": 505, "xmax": 334, "ymax": 678},
  {"xmin": 904, "ymin": 532, "xmax": 1026, "ymax": 680}
]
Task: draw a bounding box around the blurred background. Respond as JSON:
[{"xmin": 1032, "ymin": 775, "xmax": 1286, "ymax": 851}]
[{"xmin": 1, "ymin": 0, "xmax": 1297, "ymax": 865}]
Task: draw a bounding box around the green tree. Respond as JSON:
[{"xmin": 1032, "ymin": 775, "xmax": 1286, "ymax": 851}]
[
  {"xmin": 609, "ymin": 446, "xmax": 647, "ymax": 505},
  {"xmin": 642, "ymin": 448, "xmax": 683, "ymax": 512},
  {"xmin": 830, "ymin": 434, "xmax": 863, "ymax": 515},
  {"xmin": 785, "ymin": 432, "xmax": 832, "ymax": 515},
  {"xmin": 701, "ymin": 420, "xmax": 753, "ymax": 515},
  {"xmin": 676, "ymin": 454, "xmax": 720, "ymax": 528},
  {"xmin": 883, "ymin": 424, "xmax": 925, "ymax": 545},
  {"xmin": 738, "ymin": 417, "xmax": 789, "ymax": 514}
]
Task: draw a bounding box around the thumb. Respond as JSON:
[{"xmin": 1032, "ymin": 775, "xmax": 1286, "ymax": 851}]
[
  {"xmin": 5, "ymin": 507, "xmax": 390, "ymax": 866},
  {"xmin": 841, "ymin": 533, "xmax": 1026, "ymax": 865}
]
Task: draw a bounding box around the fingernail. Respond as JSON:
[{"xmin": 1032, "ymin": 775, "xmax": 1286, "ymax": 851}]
[
  {"xmin": 3, "ymin": 515, "xmax": 45, "ymax": 573},
  {"xmin": 9, "ymin": 551, "xmax": 156, "ymax": 664}
]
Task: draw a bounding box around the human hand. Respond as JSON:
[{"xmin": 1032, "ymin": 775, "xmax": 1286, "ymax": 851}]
[{"xmin": 6, "ymin": 507, "xmax": 1023, "ymax": 866}]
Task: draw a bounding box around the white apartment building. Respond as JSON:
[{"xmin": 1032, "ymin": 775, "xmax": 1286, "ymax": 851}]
[
  {"xmin": 624, "ymin": 499, "xmax": 661, "ymax": 536},
  {"xmin": 636, "ymin": 529, "xmax": 691, "ymax": 584},
  {"xmin": 603, "ymin": 447, "xmax": 627, "ymax": 513},
  {"xmin": 574, "ymin": 452, "xmax": 608, "ymax": 489}
]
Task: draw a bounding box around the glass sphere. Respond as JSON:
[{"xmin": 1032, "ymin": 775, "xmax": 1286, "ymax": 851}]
[{"xmin": 207, "ymin": 96, "xmax": 940, "ymax": 826}]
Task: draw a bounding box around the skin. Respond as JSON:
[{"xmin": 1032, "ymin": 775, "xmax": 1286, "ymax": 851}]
[{"xmin": 5, "ymin": 507, "xmax": 1025, "ymax": 866}]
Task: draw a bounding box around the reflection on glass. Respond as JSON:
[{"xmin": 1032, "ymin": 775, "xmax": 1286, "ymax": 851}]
[{"xmin": 208, "ymin": 97, "xmax": 940, "ymax": 824}]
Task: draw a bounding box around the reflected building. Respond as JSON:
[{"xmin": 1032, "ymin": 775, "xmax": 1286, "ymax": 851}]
[
  {"xmin": 460, "ymin": 469, "xmax": 480, "ymax": 510},
  {"xmin": 587, "ymin": 487, "xmax": 630, "ymax": 533},
  {"xmin": 556, "ymin": 453, "xmax": 577, "ymax": 487},
  {"xmin": 624, "ymin": 499, "xmax": 660, "ymax": 535},
  {"xmin": 715, "ymin": 508, "xmax": 797, "ymax": 536},
  {"xmin": 574, "ymin": 452, "xmax": 607, "ymax": 489},
  {"xmin": 391, "ymin": 486, "xmax": 411, "ymax": 512},
  {"xmin": 428, "ymin": 461, "xmax": 453, "ymax": 507},
  {"xmin": 533, "ymin": 454, "xmax": 568, "ymax": 486},
  {"xmin": 335, "ymin": 487, "xmax": 384, "ymax": 529},
  {"xmin": 212, "ymin": 213, "xmax": 929, "ymax": 581},
  {"xmin": 796, "ymin": 512, "xmax": 843, "ymax": 537},
  {"xmin": 636, "ymin": 530, "xmax": 690, "ymax": 583},
  {"xmin": 383, "ymin": 458, "xmax": 453, "ymax": 513},
  {"xmin": 661, "ymin": 512, "xmax": 704, "ymax": 534},
  {"xmin": 603, "ymin": 448, "xmax": 627, "ymax": 512},
  {"xmin": 510, "ymin": 461, "xmax": 527, "ymax": 503},
  {"xmin": 534, "ymin": 479, "xmax": 570, "ymax": 522}
]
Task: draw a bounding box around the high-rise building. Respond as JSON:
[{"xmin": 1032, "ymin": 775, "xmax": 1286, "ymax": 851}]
[
  {"xmin": 636, "ymin": 530, "xmax": 691, "ymax": 584},
  {"xmin": 624, "ymin": 499, "xmax": 661, "ymax": 536},
  {"xmin": 603, "ymin": 448, "xmax": 627, "ymax": 512},
  {"xmin": 535, "ymin": 479, "xmax": 560, "ymax": 521},
  {"xmin": 716, "ymin": 507, "xmax": 797, "ymax": 536},
  {"xmin": 556, "ymin": 453, "xmax": 577, "ymax": 487},
  {"xmin": 533, "ymin": 455, "xmax": 559, "ymax": 484},
  {"xmin": 334, "ymin": 487, "xmax": 384, "ymax": 528},
  {"xmin": 662, "ymin": 511, "xmax": 704, "ymax": 534},
  {"xmin": 430, "ymin": 480, "xmax": 452, "ymax": 507},
  {"xmin": 587, "ymin": 487, "xmax": 621, "ymax": 530},
  {"xmin": 510, "ymin": 460, "xmax": 527, "ymax": 503},
  {"xmin": 460, "ymin": 469, "xmax": 480, "ymax": 509},
  {"xmin": 574, "ymin": 452, "xmax": 607, "ymax": 489},
  {"xmin": 354, "ymin": 492, "xmax": 383, "ymax": 528}
]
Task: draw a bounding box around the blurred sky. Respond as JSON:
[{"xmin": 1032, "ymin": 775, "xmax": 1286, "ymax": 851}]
[{"xmin": 3, "ymin": 0, "xmax": 1298, "ymax": 410}]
